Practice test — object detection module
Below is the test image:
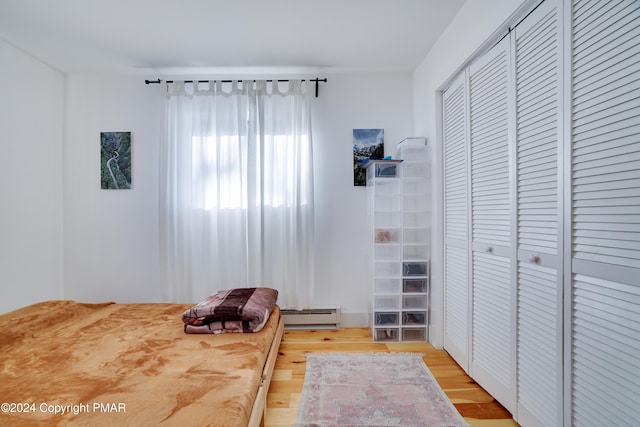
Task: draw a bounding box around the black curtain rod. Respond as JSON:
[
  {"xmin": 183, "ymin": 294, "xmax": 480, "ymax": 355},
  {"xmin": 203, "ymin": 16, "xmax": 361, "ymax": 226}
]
[{"xmin": 145, "ymin": 77, "xmax": 327, "ymax": 97}]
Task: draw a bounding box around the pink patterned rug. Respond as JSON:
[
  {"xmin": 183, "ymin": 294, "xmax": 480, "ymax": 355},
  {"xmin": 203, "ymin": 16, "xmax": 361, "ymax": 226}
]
[{"xmin": 296, "ymin": 352, "xmax": 469, "ymax": 427}]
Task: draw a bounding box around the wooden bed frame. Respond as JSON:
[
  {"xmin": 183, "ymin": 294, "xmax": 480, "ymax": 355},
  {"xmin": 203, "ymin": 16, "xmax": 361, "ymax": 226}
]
[{"xmin": 248, "ymin": 314, "xmax": 284, "ymax": 427}]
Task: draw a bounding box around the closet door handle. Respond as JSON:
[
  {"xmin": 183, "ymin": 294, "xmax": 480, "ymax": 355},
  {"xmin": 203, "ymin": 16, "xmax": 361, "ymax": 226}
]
[
  {"xmin": 485, "ymin": 246, "xmax": 493, "ymax": 253},
  {"xmin": 529, "ymin": 254, "xmax": 540, "ymax": 264}
]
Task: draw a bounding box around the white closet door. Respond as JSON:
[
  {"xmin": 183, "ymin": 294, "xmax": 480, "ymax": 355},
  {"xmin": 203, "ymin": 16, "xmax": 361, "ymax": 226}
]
[
  {"xmin": 443, "ymin": 73, "xmax": 470, "ymax": 372},
  {"xmin": 513, "ymin": 0, "xmax": 563, "ymax": 426},
  {"xmin": 468, "ymin": 36, "xmax": 517, "ymax": 413},
  {"xmin": 570, "ymin": 0, "xmax": 640, "ymax": 425}
]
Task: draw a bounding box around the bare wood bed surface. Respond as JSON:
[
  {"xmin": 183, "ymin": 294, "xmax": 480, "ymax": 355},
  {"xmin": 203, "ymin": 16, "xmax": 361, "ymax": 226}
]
[{"xmin": 0, "ymin": 300, "xmax": 283, "ymax": 426}]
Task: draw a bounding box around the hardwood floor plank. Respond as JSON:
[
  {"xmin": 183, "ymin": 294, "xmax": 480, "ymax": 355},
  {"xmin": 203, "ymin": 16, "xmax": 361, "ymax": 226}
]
[
  {"xmin": 267, "ymin": 393, "xmax": 291, "ymax": 408},
  {"xmin": 467, "ymin": 419, "xmax": 520, "ymax": 427},
  {"xmin": 267, "ymin": 379, "xmax": 305, "ymax": 394},
  {"xmin": 265, "ymin": 408, "xmax": 299, "ymax": 426},
  {"xmin": 446, "ymin": 388, "xmax": 498, "ymax": 403},
  {"xmin": 271, "ymin": 370, "xmax": 293, "ymax": 381},
  {"xmin": 455, "ymin": 402, "xmax": 513, "ymax": 419}
]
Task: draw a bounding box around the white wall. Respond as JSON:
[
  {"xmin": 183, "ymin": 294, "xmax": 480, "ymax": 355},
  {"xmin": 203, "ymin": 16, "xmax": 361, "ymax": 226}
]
[
  {"xmin": 62, "ymin": 73, "xmax": 413, "ymax": 324},
  {"xmin": 63, "ymin": 75, "xmax": 162, "ymax": 303},
  {"xmin": 312, "ymin": 74, "xmax": 413, "ymax": 325},
  {"xmin": 412, "ymin": 0, "xmax": 532, "ymax": 347},
  {"xmin": 0, "ymin": 38, "xmax": 65, "ymax": 314}
]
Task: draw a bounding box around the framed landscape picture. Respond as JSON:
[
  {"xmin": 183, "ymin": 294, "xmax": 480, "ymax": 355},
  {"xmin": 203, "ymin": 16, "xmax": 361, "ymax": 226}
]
[
  {"xmin": 100, "ymin": 131, "xmax": 132, "ymax": 189},
  {"xmin": 353, "ymin": 128, "xmax": 384, "ymax": 186}
]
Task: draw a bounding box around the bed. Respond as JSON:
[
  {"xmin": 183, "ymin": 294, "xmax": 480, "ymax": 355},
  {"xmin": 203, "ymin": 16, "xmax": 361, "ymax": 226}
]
[{"xmin": 0, "ymin": 298, "xmax": 284, "ymax": 426}]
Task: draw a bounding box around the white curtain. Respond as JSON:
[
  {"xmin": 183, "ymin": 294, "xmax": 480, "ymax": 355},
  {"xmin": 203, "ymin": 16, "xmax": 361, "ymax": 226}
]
[{"xmin": 159, "ymin": 80, "xmax": 314, "ymax": 308}]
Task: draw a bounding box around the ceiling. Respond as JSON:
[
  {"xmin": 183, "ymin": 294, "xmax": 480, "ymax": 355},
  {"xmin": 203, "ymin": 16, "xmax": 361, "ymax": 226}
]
[{"xmin": 0, "ymin": 0, "xmax": 465, "ymax": 76}]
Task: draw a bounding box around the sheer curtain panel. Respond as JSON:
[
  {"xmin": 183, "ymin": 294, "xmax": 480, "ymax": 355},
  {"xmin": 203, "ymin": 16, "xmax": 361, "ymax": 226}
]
[{"xmin": 160, "ymin": 80, "xmax": 314, "ymax": 308}]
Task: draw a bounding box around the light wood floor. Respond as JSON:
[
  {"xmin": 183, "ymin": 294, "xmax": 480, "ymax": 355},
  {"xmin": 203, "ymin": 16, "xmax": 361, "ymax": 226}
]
[{"xmin": 265, "ymin": 327, "xmax": 519, "ymax": 427}]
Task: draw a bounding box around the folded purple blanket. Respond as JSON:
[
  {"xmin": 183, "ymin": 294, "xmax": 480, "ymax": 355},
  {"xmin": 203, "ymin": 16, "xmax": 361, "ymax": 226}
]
[{"xmin": 182, "ymin": 287, "xmax": 278, "ymax": 334}]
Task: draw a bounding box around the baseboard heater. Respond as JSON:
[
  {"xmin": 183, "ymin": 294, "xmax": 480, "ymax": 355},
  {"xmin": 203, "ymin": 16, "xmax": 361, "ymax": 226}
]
[{"xmin": 280, "ymin": 308, "xmax": 340, "ymax": 330}]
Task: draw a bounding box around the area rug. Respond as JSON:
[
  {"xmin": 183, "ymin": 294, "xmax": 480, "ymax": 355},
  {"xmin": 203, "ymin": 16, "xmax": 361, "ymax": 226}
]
[{"xmin": 296, "ymin": 352, "xmax": 469, "ymax": 427}]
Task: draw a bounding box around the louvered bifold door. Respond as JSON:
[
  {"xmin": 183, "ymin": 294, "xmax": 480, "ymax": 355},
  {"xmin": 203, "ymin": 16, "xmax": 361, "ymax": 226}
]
[
  {"xmin": 468, "ymin": 36, "xmax": 517, "ymax": 413},
  {"xmin": 513, "ymin": 0, "xmax": 564, "ymax": 426},
  {"xmin": 443, "ymin": 73, "xmax": 471, "ymax": 372},
  {"xmin": 570, "ymin": 0, "xmax": 640, "ymax": 425}
]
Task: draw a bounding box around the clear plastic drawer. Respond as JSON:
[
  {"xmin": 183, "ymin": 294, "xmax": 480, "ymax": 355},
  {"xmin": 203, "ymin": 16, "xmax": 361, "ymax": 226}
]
[
  {"xmin": 374, "ymin": 228, "xmax": 400, "ymax": 243},
  {"xmin": 403, "ymin": 195, "xmax": 427, "ymax": 211},
  {"xmin": 375, "ymin": 295, "xmax": 400, "ymax": 310},
  {"xmin": 374, "ymin": 212, "xmax": 401, "ymax": 229},
  {"xmin": 403, "ymin": 295, "xmax": 428, "ymax": 310},
  {"xmin": 403, "ymin": 244, "xmax": 429, "ymax": 260},
  {"xmin": 375, "ymin": 262, "xmax": 401, "ymax": 277},
  {"xmin": 375, "ymin": 245, "xmax": 400, "ymax": 261},
  {"xmin": 397, "ymin": 147, "xmax": 426, "ymax": 160},
  {"xmin": 375, "ymin": 163, "xmax": 399, "ymax": 177},
  {"xmin": 403, "ymin": 278, "xmax": 428, "ymax": 293},
  {"xmin": 403, "ymin": 261, "xmax": 428, "ymax": 276},
  {"xmin": 402, "ymin": 163, "xmax": 427, "ymax": 179},
  {"xmin": 402, "ymin": 311, "xmax": 427, "ymax": 325},
  {"xmin": 403, "ymin": 180, "xmax": 427, "ymax": 195},
  {"xmin": 402, "ymin": 328, "xmax": 427, "ymax": 341},
  {"xmin": 373, "ymin": 193, "xmax": 402, "ymax": 210},
  {"xmin": 375, "ymin": 312, "xmax": 399, "ymax": 326},
  {"xmin": 403, "ymin": 212, "xmax": 428, "ymax": 228},
  {"xmin": 403, "ymin": 228, "xmax": 429, "ymax": 244},
  {"xmin": 374, "ymin": 179, "xmax": 401, "ymax": 193},
  {"xmin": 374, "ymin": 328, "xmax": 399, "ymax": 342},
  {"xmin": 376, "ymin": 278, "xmax": 401, "ymax": 294}
]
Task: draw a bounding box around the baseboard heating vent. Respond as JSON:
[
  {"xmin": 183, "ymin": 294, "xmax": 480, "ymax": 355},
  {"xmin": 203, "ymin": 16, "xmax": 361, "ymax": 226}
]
[{"xmin": 280, "ymin": 308, "xmax": 340, "ymax": 330}]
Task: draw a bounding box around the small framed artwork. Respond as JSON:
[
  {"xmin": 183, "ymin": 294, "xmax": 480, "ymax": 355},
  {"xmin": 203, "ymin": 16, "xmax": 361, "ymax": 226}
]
[
  {"xmin": 353, "ymin": 129, "xmax": 384, "ymax": 186},
  {"xmin": 100, "ymin": 131, "xmax": 132, "ymax": 189}
]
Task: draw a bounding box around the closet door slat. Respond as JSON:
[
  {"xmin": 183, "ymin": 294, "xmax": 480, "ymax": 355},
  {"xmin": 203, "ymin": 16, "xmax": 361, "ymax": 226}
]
[
  {"xmin": 470, "ymin": 44, "xmax": 511, "ymax": 248},
  {"xmin": 572, "ymin": 275, "xmax": 640, "ymax": 427},
  {"xmin": 571, "ymin": 0, "xmax": 640, "ymax": 271},
  {"xmin": 571, "ymin": 0, "xmax": 640, "ymax": 425},
  {"xmin": 471, "ymin": 251, "xmax": 512, "ymax": 384},
  {"xmin": 516, "ymin": 5, "xmax": 560, "ymax": 256},
  {"xmin": 514, "ymin": 1, "xmax": 563, "ymax": 426},
  {"xmin": 468, "ymin": 35, "xmax": 516, "ymax": 412},
  {"xmin": 443, "ymin": 74, "xmax": 470, "ymax": 371}
]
